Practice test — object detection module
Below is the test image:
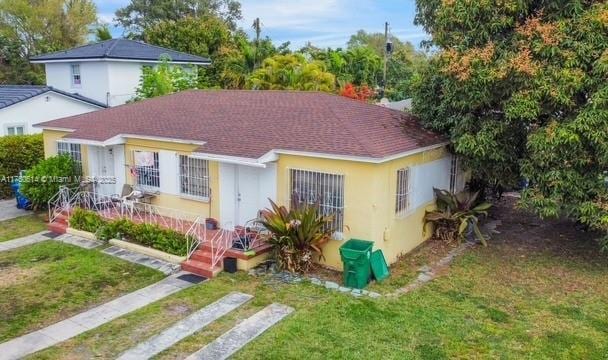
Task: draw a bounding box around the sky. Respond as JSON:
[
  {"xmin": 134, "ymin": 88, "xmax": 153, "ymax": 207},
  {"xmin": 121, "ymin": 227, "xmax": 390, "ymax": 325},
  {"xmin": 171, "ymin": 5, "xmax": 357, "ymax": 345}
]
[{"xmin": 94, "ymin": 0, "xmax": 429, "ymax": 49}]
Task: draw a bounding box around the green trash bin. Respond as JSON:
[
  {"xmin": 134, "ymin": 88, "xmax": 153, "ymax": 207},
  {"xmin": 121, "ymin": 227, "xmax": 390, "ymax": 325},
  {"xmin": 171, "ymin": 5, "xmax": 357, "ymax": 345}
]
[{"xmin": 339, "ymin": 239, "xmax": 374, "ymax": 289}]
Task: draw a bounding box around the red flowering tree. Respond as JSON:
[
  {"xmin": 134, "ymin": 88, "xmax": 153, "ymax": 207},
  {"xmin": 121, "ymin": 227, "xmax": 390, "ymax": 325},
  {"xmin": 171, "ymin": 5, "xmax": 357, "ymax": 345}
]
[{"xmin": 339, "ymin": 83, "xmax": 374, "ymax": 102}]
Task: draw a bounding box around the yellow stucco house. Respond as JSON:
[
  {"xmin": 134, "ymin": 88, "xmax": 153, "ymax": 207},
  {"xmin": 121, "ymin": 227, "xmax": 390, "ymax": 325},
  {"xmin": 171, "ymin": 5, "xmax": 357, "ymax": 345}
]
[{"xmin": 37, "ymin": 90, "xmax": 464, "ymax": 275}]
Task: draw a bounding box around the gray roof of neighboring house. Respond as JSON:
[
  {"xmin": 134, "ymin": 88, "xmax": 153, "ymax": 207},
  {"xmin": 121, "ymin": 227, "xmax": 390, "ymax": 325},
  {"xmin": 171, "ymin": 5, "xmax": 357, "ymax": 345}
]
[
  {"xmin": 379, "ymin": 98, "xmax": 412, "ymax": 112},
  {"xmin": 0, "ymin": 85, "xmax": 107, "ymax": 110},
  {"xmin": 30, "ymin": 39, "xmax": 211, "ymax": 64}
]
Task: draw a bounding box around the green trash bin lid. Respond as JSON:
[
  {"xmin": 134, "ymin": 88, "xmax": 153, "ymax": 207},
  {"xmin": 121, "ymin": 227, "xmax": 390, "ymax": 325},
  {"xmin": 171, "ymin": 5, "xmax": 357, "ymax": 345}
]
[{"xmin": 370, "ymin": 249, "xmax": 390, "ymax": 282}]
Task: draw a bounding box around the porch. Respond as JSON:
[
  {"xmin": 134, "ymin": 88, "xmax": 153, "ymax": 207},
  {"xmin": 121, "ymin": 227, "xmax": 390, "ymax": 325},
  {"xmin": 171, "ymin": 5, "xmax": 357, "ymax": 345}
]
[{"xmin": 48, "ymin": 188, "xmax": 272, "ymax": 277}]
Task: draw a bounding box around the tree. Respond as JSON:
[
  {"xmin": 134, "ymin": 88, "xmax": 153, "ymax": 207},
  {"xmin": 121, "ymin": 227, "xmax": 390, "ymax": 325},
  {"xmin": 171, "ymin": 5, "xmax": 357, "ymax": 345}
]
[
  {"xmin": 412, "ymin": 1, "xmax": 608, "ymax": 242},
  {"xmin": 247, "ymin": 54, "xmax": 335, "ymax": 92},
  {"xmin": 115, "ymin": 0, "xmax": 242, "ymax": 38},
  {"xmin": 94, "ymin": 24, "xmax": 112, "ymax": 41},
  {"xmin": 133, "ymin": 57, "xmax": 198, "ymax": 100},
  {"xmin": 0, "ymin": 0, "xmax": 97, "ymax": 83},
  {"xmin": 339, "ymin": 83, "xmax": 374, "ymax": 102}
]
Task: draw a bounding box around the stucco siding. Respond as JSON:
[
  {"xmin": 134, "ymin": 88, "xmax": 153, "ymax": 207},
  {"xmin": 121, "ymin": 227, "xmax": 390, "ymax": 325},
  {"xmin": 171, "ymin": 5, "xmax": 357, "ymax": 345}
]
[{"xmin": 0, "ymin": 93, "xmax": 99, "ymax": 136}]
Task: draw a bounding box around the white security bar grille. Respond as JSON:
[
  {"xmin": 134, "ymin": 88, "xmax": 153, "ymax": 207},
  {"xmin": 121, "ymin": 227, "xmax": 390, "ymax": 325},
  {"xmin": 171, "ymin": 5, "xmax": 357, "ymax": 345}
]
[
  {"xmin": 133, "ymin": 151, "xmax": 160, "ymax": 189},
  {"xmin": 179, "ymin": 155, "xmax": 210, "ymax": 199},
  {"xmin": 57, "ymin": 142, "xmax": 83, "ymax": 174},
  {"xmin": 449, "ymin": 155, "xmax": 459, "ymax": 193},
  {"xmin": 395, "ymin": 167, "xmax": 410, "ymax": 216},
  {"xmin": 289, "ymin": 169, "xmax": 345, "ymax": 232}
]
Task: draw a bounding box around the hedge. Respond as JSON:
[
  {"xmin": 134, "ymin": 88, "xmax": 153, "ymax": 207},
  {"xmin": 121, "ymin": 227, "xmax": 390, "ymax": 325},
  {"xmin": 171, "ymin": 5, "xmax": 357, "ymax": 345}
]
[
  {"xmin": 70, "ymin": 209, "xmax": 191, "ymax": 256},
  {"xmin": 0, "ymin": 134, "xmax": 44, "ymax": 199}
]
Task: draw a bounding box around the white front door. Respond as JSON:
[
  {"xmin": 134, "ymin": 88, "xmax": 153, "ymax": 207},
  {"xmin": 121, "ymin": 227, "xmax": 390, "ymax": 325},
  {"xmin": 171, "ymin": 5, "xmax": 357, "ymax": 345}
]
[
  {"xmin": 235, "ymin": 165, "xmax": 260, "ymax": 226},
  {"xmin": 96, "ymin": 147, "xmax": 115, "ymax": 195}
]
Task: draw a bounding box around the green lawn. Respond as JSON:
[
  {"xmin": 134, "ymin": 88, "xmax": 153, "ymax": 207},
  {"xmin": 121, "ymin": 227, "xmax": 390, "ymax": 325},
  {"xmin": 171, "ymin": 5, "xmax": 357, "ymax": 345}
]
[
  {"xmin": 0, "ymin": 213, "xmax": 48, "ymax": 242},
  {"xmin": 0, "ymin": 241, "xmax": 165, "ymax": 342},
  {"xmin": 32, "ymin": 200, "xmax": 608, "ymax": 359}
]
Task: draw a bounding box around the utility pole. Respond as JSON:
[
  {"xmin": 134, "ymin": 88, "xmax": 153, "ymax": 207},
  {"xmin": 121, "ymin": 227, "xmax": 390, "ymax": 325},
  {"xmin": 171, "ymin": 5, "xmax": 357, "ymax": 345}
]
[{"xmin": 383, "ymin": 21, "xmax": 389, "ymax": 97}]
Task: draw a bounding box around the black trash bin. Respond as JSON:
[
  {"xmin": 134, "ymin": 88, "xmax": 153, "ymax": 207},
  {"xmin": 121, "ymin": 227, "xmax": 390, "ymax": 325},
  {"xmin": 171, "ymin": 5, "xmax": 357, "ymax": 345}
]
[{"xmin": 223, "ymin": 257, "xmax": 237, "ymax": 273}]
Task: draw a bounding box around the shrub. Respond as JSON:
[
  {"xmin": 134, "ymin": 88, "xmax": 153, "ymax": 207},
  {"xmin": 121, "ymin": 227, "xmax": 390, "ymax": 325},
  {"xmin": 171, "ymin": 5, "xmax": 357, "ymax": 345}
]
[
  {"xmin": 70, "ymin": 208, "xmax": 105, "ymax": 233},
  {"xmin": 0, "ymin": 134, "xmax": 43, "ymax": 198},
  {"xmin": 423, "ymin": 188, "xmax": 492, "ymax": 245},
  {"xmin": 20, "ymin": 155, "xmax": 79, "ymax": 209},
  {"xmin": 260, "ymin": 200, "xmax": 333, "ymax": 273}
]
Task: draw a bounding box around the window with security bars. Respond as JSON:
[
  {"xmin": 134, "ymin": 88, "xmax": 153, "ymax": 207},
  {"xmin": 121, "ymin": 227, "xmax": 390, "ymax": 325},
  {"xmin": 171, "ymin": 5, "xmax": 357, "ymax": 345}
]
[
  {"xmin": 449, "ymin": 155, "xmax": 459, "ymax": 193},
  {"xmin": 289, "ymin": 169, "xmax": 345, "ymax": 233},
  {"xmin": 179, "ymin": 155, "xmax": 210, "ymax": 199},
  {"xmin": 133, "ymin": 151, "xmax": 160, "ymax": 189},
  {"xmin": 395, "ymin": 168, "xmax": 410, "ymax": 216},
  {"xmin": 57, "ymin": 142, "xmax": 82, "ymax": 174}
]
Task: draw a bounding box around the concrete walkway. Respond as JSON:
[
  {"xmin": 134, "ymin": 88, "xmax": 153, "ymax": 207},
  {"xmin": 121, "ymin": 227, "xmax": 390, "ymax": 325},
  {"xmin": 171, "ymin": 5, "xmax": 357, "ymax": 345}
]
[
  {"xmin": 0, "ymin": 199, "xmax": 28, "ymax": 222},
  {"xmin": 0, "ymin": 231, "xmax": 53, "ymax": 252},
  {"xmin": 118, "ymin": 292, "xmax": 253, "ymax": 360},
  {"xmin": 103, "ymin": 245, "xmax": 181, "ymax": 275},
  {"xmin": 0, "ymin": 272, "xmax": 204, "ymax": 360},
  {"xmin": 54, "ymin": 233, "xmax": 103, "ymax": 249},
  {"xmin": 186, "ymin": 303, "xmax": 294, "ymax": 360}
]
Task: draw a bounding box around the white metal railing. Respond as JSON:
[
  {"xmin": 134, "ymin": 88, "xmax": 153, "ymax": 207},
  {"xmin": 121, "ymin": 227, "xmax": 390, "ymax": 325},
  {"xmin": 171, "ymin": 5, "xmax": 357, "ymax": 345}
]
[
  {"xmin": 186, "ymin": 217, "xmax": 206, "ymax": 259},
  {"xmin": 208, "ymin": 227, "xmax": 237, "ymax": 268},
  {"xmin": 48, "ymin": 185, "xmax": 79, "ymax": 223}
]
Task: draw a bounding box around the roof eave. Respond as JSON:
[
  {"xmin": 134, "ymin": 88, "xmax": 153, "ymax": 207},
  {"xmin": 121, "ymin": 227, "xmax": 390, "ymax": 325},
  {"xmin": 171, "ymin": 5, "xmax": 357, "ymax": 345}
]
[{"xmin": 30, "ymin": 57, "xmax": 211, "ymax": 65}]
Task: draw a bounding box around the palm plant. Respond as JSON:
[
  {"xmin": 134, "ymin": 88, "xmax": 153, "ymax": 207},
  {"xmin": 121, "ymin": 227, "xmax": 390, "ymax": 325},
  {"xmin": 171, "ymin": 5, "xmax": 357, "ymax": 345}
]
[
  {"xmin": 260, "ymin": 200, "xmax": 333, "ymax": 273},
  {"xmin": 423, "ymin": 188, "xmax": 492, "ymax": 245}
]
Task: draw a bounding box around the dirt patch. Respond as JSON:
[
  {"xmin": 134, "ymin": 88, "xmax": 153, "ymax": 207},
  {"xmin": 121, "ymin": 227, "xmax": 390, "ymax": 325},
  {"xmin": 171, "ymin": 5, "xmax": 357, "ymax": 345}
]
[{"xmin": 0, "ymin": 266, "xmax": 42, "ymax": 288}]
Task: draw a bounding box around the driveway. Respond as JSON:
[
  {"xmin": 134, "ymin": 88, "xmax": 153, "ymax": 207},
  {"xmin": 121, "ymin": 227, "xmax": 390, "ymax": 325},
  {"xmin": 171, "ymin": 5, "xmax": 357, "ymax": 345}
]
[{"xmin": 0, "ymin": 199, "xmax": 29, "ymax": 222}]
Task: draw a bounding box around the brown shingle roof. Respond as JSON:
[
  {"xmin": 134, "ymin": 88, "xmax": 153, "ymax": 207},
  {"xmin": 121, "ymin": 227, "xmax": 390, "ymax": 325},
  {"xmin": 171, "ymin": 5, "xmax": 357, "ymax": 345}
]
[{"xmin": 37, "ymin": 90, "xmax": 446, "ymax": 160}]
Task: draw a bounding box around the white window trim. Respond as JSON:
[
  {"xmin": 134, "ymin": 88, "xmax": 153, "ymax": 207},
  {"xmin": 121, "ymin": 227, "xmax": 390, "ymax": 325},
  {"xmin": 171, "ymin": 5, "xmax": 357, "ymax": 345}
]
[
  {"xmin": 5, "ymin": 123, "xmax": 26, "ymax": 136},
  {"xmin": 57, "ymin": 142, "xmax": 83, "ymax": 173},
  {"xmin": 395, "ymin": 167, "xmax": 411, "ymax": 218},
  {"xmin": 133, "ymin": 150, "xmax": 160, "ymax": 190},
  {"xmin": 71, "ymin": 64, "xmax": 82, "ymax": 88},
  {"xmin": 288, "ymin": 168, "xmax": 345, "ymax": 237},
  {"xmin": 178, "ymin": 155, "xmax": 210, "ymax": 201}
]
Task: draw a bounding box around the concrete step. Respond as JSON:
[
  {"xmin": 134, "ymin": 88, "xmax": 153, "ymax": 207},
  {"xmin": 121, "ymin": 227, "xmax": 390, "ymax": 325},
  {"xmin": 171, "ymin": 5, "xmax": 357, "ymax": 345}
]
[
  {"xmin": 117, "ymin": 292, "xmax": 253, "ymax": 360},
  {"xmin": 181, "ymin": 259, "xmax": 222, "ymax": 278},
  {"xmin": 185, "ymin": 303, "xmax": 294, "ymax": 360},
  {"xmin": 47, "ymin": 221, "xmax": 67, "ymax": 235},
  {"xmin": 190, "ymin": 250, "xmax": 213, "ymax": 264}
]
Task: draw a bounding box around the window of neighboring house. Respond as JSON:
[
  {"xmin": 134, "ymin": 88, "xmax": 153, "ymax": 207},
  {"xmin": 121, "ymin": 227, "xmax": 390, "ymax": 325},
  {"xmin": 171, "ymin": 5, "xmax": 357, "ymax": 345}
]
[
  {"xmin": 133, "ymin": 151, "xmax": 160, "ymax": 189},
  {"xmin": 71, "ymin": 64, "xmax": 81, "ymax": 87},
  {"xmin": 179, "ymin": 155, "xmax": 209, "ymax": 199},
  {"xmin": 6, "ymin": 125, "xmax": 25, "ymax": 136},
  {"xmin": 57, "ymin": 142, "xmax": 82, "ymax": 174},
  {"xmin": 289, "ymin": 169, "xmax": 345, "ymax": 234},
  {"xmin": 395, "ymin": 167, "xmax": 411, "ymax": 216},
  {"xmin": 449, "ymin": 155, "xmax": 460, "ymax": 193}
]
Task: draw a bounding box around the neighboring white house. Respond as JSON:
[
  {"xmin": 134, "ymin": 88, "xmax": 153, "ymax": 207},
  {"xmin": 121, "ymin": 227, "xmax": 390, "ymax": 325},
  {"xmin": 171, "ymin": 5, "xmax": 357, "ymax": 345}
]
[
  {"xmin": 30, "ymin": 39, "xmax": 211, "ymax": 107},
  {"xmin": 0, "ymin": 39, "xmax": 210, "ymax": 136},
  {"xmin": 0, "ymin": 86, "xmax": 105, "ymax": 136}
]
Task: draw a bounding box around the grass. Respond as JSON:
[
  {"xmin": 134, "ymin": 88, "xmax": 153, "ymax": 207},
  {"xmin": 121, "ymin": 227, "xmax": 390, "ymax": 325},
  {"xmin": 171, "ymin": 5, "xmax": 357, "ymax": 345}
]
[
  {"xmin": 16, "ymin": 200, "xmax": 608, "ymax": 358},
  {"xmin": 0, "ymin": 241, "xmax": 165, "ymax": 342},
  {"xmin": 0, "ymin": 213, "xmax": 48, "ymax": 242}
]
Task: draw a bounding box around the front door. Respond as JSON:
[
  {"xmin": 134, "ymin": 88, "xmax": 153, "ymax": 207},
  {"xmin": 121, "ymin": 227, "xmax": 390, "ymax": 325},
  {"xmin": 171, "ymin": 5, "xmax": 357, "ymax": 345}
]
[
  {"xmin": 96, "ymin": 147, "xmax": 115, "ymax": 195},
  {"xmin": 235, "ymin": 165, "xmax": 260, "ymax": 225}
]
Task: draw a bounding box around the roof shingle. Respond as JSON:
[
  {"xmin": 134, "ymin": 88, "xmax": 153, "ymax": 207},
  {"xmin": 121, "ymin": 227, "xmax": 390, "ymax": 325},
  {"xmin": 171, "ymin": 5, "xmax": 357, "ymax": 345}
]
[
  {"xmin": 0, "ymin": 85, "xmax": 106, "ymax": 109},
  {"xmin": 30, "ymin": 39, "xmax": 210, "ymax": 64},
  {"xmin": 36, "ymin": 90, "xmax": 446, "ymax": 160}
]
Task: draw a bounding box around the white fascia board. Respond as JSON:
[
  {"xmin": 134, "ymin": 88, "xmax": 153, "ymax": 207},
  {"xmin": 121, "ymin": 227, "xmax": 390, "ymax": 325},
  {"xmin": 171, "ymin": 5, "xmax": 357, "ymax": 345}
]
[
  {"xmin": 257, "ymin": 142, "xmax": 450, "ymax": 164},
  {"xmin": 51, "ymin": 133, "xmax": 205, "ymax": 147},
  {"xmin": 190, "ymin": 152, "xmax": 267, "ymax": 168},
  {"xmin": 30, "ymin": 58, "xmax": 210, "ymax": 65},
  {"xmin": 32, "ymin": 125, "xmax": 76, "ymax": 132}
]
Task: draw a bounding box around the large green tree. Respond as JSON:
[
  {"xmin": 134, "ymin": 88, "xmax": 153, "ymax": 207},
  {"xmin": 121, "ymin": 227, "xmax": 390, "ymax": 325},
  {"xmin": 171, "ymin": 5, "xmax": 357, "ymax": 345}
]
[
  {"xmin": 247, "ymin": 54, "xmax": 335, "ymax": 92},
  {"xmin": 115, "ymin": 0, "xmax": 241, "ymax": 38},
  {"xmin": 412, "ymin": 1, "xmax": 608, "ymax": 242},
  {"xmin": 0, "ymin": 0, "xmax": 97, "ymax": 84}
]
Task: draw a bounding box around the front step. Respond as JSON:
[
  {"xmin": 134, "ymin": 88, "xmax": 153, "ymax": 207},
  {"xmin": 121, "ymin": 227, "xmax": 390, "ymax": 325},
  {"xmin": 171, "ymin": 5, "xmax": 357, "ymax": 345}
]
[
  {"xmin": 47, "ymin": 221, "xmax": 67, "ymax": 235},
  {"xmin": 190, "ymin": 249, "xmax": 213, "ymax": 263},
  {"xmin": 181, "ymin": 259, "xmax": 222, "ymax": 278}
]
